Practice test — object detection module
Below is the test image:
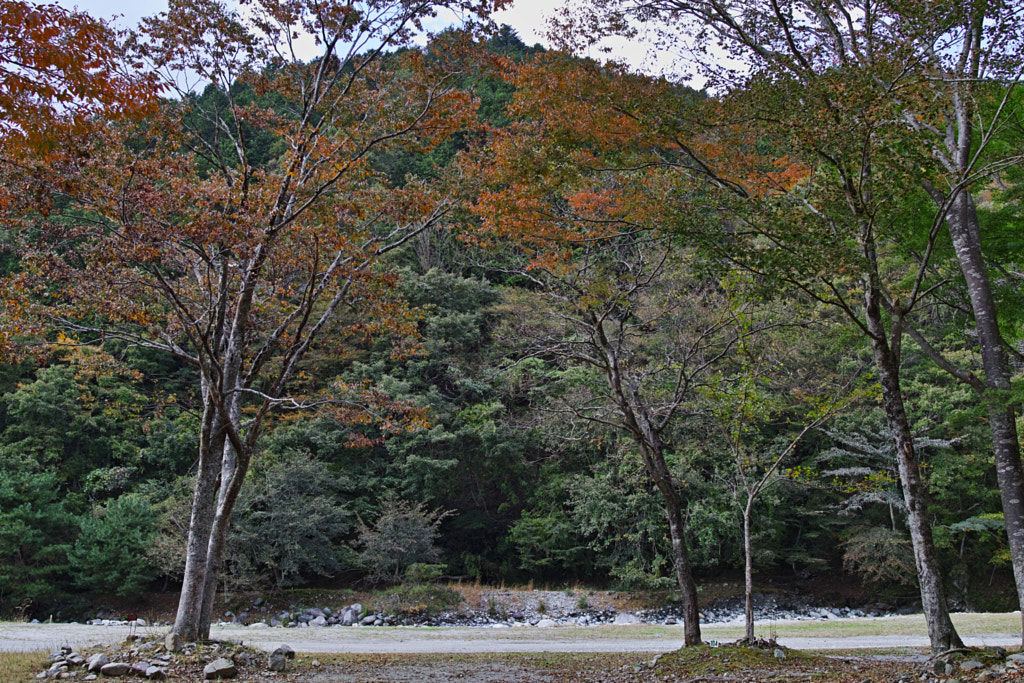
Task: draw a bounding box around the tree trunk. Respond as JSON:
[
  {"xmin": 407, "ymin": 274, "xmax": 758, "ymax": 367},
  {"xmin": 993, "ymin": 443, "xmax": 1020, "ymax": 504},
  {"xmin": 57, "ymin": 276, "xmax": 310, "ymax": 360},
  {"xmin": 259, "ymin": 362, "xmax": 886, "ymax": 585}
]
[
  {"xmin": 653, "ymin": 462, "xmax": 702, "ymax": 647},
  {"xmin": 635, "ymin": 423, "xmax": 700, "ymax": 646},
  {"xmin": 172, "ymin": 400, "xmax": 224, "ymax": 642},
  {"xmin": 864, "ymin": 290, "xmax": 963, "ymax": 654},
  {"xmin": 944, "ymin": 189, "xmax": 1024, "ymax": 642},
  {"xmin": 198, "ymin": 438, "xmax": 253, "ymax": 639},
  {"xmin": 591, "ymin": 315, "xmax": 703, "ymax": 647},
  {"xmin": 743, "ymin": 501, "xmax": 754, "ymax": 643}
]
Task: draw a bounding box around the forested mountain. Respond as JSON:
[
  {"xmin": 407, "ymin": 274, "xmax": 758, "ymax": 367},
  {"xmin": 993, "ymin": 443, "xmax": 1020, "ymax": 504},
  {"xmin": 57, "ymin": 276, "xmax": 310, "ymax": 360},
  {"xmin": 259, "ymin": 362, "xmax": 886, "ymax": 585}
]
[{"xmin": 0, "ymin": 0, "xmax": 1021, "ymax": 653}]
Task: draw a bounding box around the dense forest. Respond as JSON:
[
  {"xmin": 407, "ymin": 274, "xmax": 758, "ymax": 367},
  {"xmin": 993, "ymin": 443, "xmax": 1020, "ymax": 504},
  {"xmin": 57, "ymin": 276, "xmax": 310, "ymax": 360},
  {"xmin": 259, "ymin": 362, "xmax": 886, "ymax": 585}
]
[{"xmin": 0, "ymin": 0, "xmax": 1022, "ymax": 653}]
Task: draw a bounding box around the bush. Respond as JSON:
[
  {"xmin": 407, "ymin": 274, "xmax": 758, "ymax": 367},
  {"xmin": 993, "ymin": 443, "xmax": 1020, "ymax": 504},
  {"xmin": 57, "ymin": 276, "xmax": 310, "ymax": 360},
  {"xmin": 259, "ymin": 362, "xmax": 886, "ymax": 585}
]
[
  {"xmin": 372, "ymin": 583, "xmax": 462, "ymax": 619},
  {"xmin": 69, "ymin": 494, "xmax": 157, "ymax": 596},
  {"xmin": 358, "ymin": 493, "xmax": 450, "ymax": 584}
]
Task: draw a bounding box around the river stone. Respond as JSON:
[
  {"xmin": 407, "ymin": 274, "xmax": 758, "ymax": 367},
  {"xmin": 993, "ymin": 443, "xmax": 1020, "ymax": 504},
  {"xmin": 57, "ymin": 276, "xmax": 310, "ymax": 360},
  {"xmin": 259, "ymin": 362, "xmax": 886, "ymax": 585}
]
[
  {"xmin": 535, "ymin": 618, "xmax": 557, "ymax": 628},
  {"xmin": 145, "ymin": 666, "xmax": 167, "ymax": 680},
  {"xmin": 203, "ymin": 658, "xmax": 237, "ymax": 679},
  {"xmin": 131, "ymin": 661, "xmax": 152, "ymax": 675},
  {"xmin": 86, "ymin": 653, "xmax": 109, "ymax": 672},
  {"xmin": 100, "ymin": 662, "xmax": 132, "ymax": 677},
  {"xmin": 340, "ymin": 607, "xmax": 356, "ymax": 626},
  {"xmin": 66, "ymin": 653, "xmax": 85, "ymax": 666},
  {"xmin": 360, "ymin": 615, "xmax": 376, "ymax": 626},
  {"xmin": 276, "ymin": 644, "xmax": 295, "ymax": 659},
  {"xmin": 612, "ymin": 612, "xmax": 640, "ymax": 625},
  {"xmin": 268, "ymin": 650, "xmax": 287, "ymax": 672},
  {"xmin": 960, "ymin": 660, "xmax": 984, "ymax": 671},
  {"xmin": 309, "ymin": 615, "xmax": 327, "ymax": 627}
]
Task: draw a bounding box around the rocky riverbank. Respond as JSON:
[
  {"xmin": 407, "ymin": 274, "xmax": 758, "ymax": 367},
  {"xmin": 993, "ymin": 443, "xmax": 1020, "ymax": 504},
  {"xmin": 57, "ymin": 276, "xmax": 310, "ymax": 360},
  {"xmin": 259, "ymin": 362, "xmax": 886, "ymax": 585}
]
[{"xmin": 72, "ymin": 589, "xmax": 911, "ymax": 632}]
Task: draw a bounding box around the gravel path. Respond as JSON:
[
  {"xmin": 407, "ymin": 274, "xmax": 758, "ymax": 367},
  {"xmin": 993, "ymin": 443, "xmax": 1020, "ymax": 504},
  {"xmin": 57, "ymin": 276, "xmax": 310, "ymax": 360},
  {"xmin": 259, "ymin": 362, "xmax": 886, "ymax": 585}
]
[{"xmin": 1, "ymin": 619, "xmax": 1020, "ymax": 654}]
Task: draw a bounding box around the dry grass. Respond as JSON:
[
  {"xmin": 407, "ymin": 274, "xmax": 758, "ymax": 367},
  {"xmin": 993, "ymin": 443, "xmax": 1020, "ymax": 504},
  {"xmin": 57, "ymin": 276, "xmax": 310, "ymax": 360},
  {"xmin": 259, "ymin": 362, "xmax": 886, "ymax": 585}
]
[{"xmin": 0, "ymin": 650, "xmax": 46, "ymax": 680}]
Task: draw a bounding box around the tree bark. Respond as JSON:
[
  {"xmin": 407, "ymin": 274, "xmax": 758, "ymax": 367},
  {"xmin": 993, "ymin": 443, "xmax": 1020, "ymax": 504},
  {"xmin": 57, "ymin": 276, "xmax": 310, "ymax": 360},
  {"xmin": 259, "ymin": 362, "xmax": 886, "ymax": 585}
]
[
  {"xmin": 943, "ymin": 189, "xmax": 1024, "ymax": 642},
  {"xmin": 743, "ymin": 502, "xmax": 754, "ymax": 643},
  {"xmin": 646, "ymin": 442, "xmax": 702, "ymax": 647},
  {"xmin": 864, "ymin": 282, "xmax": 963, "ymax": 654},
  {"xmin": 172, "ymin": 400, "xmax": 224, "ymax": 642}
]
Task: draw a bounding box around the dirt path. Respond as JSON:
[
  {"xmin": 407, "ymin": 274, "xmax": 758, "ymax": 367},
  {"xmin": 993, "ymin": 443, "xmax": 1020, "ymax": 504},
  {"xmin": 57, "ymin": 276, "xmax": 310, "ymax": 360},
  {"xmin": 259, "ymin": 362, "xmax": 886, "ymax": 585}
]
[{"xmin": 1, "ymin": 618, "xmax": 1020, "ymax": 654}]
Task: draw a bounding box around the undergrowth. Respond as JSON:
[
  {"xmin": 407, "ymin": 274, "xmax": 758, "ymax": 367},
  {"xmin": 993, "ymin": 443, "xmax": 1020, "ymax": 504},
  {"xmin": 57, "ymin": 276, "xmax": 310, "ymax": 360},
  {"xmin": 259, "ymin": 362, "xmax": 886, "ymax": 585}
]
[{"xmin": 370, "ymin": 584, "xmax": 463, "ymax": 618}]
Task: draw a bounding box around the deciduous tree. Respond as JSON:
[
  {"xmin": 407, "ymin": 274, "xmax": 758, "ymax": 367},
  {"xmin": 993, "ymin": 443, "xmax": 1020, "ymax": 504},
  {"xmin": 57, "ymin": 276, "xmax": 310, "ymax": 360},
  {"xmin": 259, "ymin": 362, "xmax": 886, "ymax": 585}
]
[
  {"xmin": 553, "ymin": 0, "xmax": 1024, "ymax": 649},
  {"xmin": 1, "ymin": 0, "xmax": 499, "ymax": 640}
]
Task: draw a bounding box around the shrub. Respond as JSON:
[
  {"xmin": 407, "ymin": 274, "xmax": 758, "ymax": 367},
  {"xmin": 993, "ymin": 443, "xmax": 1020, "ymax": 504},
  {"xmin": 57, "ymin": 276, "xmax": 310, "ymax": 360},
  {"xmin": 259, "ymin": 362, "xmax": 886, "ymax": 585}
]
[
  {"xmin": 372, "ymin": 583, "xmax": 462, "ymax": 618},
  {"xmin": 358, "ymin": 493, "xmax": 450, "ymax": 584},
  {"xmin": 405, "ymin": 563, "xmax": 446, "ymax": 585}
]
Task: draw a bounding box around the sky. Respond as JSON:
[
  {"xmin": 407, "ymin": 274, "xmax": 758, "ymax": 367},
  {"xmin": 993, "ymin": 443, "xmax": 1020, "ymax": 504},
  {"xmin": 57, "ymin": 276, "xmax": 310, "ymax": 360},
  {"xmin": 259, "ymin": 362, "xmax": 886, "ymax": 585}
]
[
  {"xmin": 53, "ymin": 0, "xmax": 682, "ymax": 77},
  {"xmin": 56, "ymin": 0, "xmax": 559, "ymax": 47}
]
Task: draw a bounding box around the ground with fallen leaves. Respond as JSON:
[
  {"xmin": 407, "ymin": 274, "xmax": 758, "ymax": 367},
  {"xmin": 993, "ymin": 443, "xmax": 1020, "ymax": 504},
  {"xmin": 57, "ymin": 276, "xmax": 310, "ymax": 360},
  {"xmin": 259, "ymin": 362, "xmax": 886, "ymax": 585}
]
[{"xmin": 16, "ymin": 639, "xmax": 1024, "ymax": 683}]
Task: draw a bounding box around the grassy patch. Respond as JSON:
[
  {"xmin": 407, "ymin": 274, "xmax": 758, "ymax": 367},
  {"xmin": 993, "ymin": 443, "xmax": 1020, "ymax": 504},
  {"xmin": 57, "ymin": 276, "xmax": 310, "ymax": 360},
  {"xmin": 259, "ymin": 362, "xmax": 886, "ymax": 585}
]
[
  {"xmin": 0, "ymin": 651, "xmax": 46, "ymax": 679},
  {"xmin": 370, "ymin": 584, "xmax": 463, "ymax": 618},
  {"xmin": 289, "ymin": 648, "xmax": 927, "ymax": 682},
  {"xmin": 653, "ymin": 643, "xmax": 922, "ymax": 682}
]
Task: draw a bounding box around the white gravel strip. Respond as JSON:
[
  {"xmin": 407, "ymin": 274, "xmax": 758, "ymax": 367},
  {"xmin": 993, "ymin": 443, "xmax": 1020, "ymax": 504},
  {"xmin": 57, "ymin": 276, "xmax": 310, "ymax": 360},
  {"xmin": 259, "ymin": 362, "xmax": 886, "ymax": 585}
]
[{"xmin": 1, "ymin": 621, "xmax": 1019, "ymax": 654}]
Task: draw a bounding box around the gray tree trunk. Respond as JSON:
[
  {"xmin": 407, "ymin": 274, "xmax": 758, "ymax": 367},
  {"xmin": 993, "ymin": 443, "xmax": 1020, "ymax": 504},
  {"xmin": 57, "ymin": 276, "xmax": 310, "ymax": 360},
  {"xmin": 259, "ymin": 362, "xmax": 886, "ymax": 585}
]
[
  {"xmin": 943, "ymin": 189, "xmax": 1024, "ymax": 642},
  {"xmin": 640, "ymin": 437, "xmax": 702, "ymax": 647},
  {"xmin": 172, "ymin": 400, "xmax": 224, "ymax": 642},
  {"xmin": 743, "ymin": 503, "xmax": 754, "ymax": 643},
  {"xmin": 592, "ymin": 316, "xmax": 702, "ymax": 647},
  {"xmin": 864, "ymin": 276, "xmax": 963, "ymax": 654}
]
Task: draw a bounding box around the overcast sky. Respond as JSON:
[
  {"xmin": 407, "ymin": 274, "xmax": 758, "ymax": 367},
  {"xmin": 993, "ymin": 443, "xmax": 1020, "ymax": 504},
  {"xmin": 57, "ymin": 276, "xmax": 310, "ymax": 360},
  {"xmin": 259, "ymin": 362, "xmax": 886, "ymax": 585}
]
[
  {"xmin": 56, "ymin": 0, "xmax": 553, "ymax": 47},
  {"xmin": 52, "ymin": 0, "xmax": 687, "ymax": 77}
]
